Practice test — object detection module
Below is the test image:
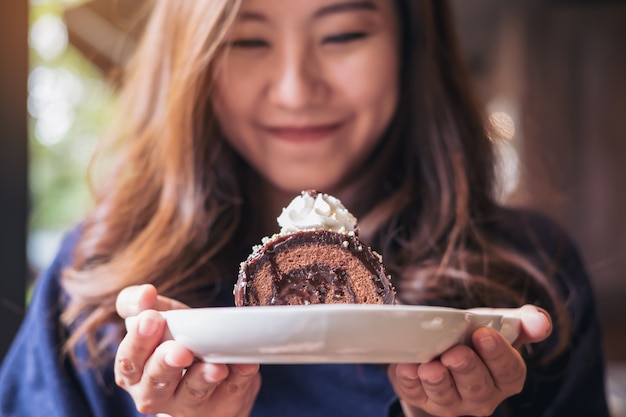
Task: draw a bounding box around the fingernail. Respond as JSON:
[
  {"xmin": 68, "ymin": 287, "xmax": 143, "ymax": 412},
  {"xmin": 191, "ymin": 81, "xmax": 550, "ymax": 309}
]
[
  {"xmin": 235, "ymin": 364, "xmax": 260, "ymax": 376},
  {"xmin": 423, "ymin": 372, "xmax": 444, "ymax": 384},
  {"xmin": 127, "ymin": 286, "xmax": 149, "ymax": 315},
  {"xmin": 204, "ymin": 364, "xmax": 228, "ymax": 383},
  {"xmin": 164, "ymin": 351, "xmax": 178, "ymax": 367},
  {"xmin": 138, "ymin": 315, "xmax": 159, "ymax": 336},
  {"xmin": 536, "ymin": 308, "xmax": 552, "ymax": 336},
  {"xmin": 135, "ymin": 284, "xmax": 154, "ymax": 311},
  {"xmin": 398, "ymin": 365, "xmax": 419, "ymax": 380},
  {"xmin": 478, "ymin": 335, "xmax": 496, "ymax": 352},
  {"xmin": 204, "ymin": 370, "xmax": 222, "ymax": 383},
  {"xmin": 445, "ymin": 355, "xmax": 467, "ymax": 371}
]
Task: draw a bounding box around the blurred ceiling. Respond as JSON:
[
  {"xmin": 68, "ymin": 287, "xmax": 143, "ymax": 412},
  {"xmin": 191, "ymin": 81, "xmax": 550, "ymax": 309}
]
[{"xmin": 64, "ymin": 0, "xmax": 144, "ymax": 77}]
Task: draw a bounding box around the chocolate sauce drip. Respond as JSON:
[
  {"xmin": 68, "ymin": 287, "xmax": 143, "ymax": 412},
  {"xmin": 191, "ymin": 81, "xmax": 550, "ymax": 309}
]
[{"xmin": 270, "ymin": 264, "xmax": 357, "ymax": 305}]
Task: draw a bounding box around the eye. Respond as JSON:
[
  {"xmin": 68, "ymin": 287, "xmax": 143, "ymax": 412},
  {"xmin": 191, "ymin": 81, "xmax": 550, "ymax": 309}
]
[
  {"xmin": 323, "ymin": 32, "xmax": 368, "ymax": 44},
  {"xmin": 229, "ymin": 39, "xmax": 269, "ymax": 49}
]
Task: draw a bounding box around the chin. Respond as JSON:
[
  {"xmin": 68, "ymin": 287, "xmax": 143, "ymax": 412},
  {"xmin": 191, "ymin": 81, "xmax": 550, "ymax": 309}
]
[{"xmin": 271, "ymin": 175, "xmax": 342, "ymax": 196}]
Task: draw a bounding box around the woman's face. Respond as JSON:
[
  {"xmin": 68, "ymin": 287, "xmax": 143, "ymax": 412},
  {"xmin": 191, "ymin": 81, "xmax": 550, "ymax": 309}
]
[{"xmin": 212, "ymin": 0, "xmax": 400, "ymax": 194}]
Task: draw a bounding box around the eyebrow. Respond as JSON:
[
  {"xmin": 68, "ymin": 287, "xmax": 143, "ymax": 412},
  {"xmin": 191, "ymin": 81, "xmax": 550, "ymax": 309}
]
[
  {"xmin": 314, "ymin": 1, "xmax": 378, "ymax": 18},
  {"xmin": 237, "ymin": 1, "xmax": 378, "ymax": 22},
  {"xmin": 237, "ymin": 10, "xmax": 267, "ymax": 22}
]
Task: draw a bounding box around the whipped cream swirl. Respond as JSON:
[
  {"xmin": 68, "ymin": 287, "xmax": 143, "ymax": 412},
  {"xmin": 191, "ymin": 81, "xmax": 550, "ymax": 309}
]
[{"xmin": 277, "ymin": 190, "xmax": 357, "ymax": 235}]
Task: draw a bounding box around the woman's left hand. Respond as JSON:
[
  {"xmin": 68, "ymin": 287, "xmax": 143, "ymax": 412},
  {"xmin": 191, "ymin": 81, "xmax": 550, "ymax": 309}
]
[{"xmin": 387, "ymin": 304, "xmax": 552, "ymax": 417}]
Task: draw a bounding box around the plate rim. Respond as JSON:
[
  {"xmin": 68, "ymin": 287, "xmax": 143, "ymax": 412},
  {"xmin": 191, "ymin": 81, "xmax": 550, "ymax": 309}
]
[{"xmin": 147, "ymin": 304, "xmax": 520, "ymax": 364}]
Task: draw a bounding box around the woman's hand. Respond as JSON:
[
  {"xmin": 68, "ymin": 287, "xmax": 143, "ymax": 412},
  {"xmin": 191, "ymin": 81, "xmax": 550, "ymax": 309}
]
[
  {"xmin": 388, "ymin": 304, "xmax": 552, "ymax": 417},
  {"xmin": 114, "ymin": 284, "xmax": 261, "ymax": 417}
]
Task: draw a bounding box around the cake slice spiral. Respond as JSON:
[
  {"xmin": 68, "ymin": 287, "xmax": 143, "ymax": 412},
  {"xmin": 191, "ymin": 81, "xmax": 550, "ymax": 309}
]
[{"xmin": 235, "ymin": 190, "xmax": 396, "ymax": 306}]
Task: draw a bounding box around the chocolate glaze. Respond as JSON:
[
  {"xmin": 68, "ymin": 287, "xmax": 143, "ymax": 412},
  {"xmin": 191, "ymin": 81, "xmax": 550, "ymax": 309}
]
[
  {"xmin": 236, "ymin": 230, "xmax": 395, "ymax": 306},
  {"xmin": 270, "ymin": 264, "xmax": 357, "ymax": 305}
]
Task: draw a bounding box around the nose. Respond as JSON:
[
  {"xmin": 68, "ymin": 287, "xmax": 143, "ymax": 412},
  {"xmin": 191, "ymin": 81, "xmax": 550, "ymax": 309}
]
[{"xmin": 267, "ymin": 44, "xmax": 326, "ymax": 110}]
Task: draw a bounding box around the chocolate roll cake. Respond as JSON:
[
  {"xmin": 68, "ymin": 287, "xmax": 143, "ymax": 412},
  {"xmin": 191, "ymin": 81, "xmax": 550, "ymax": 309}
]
[{"xmin": 235, "ymin": 190, "xmax": 396, "ymax": 306}]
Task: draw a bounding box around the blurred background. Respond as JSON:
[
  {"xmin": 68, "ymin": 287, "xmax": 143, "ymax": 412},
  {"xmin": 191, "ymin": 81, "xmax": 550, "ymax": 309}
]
[{"xmin": 1, "ymin": 0, "xmax": 625, "ymax": 414}]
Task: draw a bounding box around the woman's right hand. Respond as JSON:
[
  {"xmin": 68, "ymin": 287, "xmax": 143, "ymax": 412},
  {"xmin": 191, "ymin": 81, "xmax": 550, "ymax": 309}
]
[{"xmin": 114, "ymin": 284, "xmax": 261, "ymax": 417}]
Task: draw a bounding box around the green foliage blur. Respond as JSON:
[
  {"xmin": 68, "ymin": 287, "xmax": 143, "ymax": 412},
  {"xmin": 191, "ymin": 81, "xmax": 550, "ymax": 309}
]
[
  {"xmin": 29, "ymin": 0, "xmax": 117, "ymax": 234},
  {"xmin": 27, "ymin": 0, "xmax": 118, "ymax": 275}
]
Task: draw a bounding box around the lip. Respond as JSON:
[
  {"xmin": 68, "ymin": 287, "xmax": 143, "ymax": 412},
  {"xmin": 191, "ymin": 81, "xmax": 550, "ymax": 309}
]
[{"xmin": 261, "ymin": 122, "xmax": 345, "ymax": 143}]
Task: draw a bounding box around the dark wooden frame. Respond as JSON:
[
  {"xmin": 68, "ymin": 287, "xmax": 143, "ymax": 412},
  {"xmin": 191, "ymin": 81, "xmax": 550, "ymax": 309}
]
[{"xmin": 0, "ymin": 0, "xmax": 28, "ymax": 361}]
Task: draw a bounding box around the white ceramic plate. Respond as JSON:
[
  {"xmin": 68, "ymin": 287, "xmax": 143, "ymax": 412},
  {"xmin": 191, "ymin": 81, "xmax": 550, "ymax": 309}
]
[{"xmin": 127, "ymin": 305, "xmax": 521, "ymax": 364}]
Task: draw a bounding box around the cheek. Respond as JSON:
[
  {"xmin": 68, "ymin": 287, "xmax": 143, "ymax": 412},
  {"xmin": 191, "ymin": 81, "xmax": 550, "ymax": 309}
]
[
  {"xmin": 212, "ymin": 81, "xmax": 243, "ymax": 124},
  {"xmin": 332, "ymin": 44, "xmax": 399, "ymax": 121},
  {"xmin": 211, "ymin": 74, "xmax": 253, "ymax": 149},
  {"xmin": 211, "ymin": 94, "xmax": 255, "ymax": 168},
  {"xmin": 342, "ymin": 54, "xmax": 399, "ymax": 171},
  {"xmin": 211, "ymin": 58, "xmax": 261, "ymax": 122}
]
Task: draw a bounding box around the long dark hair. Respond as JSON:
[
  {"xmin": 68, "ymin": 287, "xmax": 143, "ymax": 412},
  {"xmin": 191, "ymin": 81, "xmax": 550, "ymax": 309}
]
[{"xmin": 360, "ymin": 0, "xmax": 568, "ymax": 352}]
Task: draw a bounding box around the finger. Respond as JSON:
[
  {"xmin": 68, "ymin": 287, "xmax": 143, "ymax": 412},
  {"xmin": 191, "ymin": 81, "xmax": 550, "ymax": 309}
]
[
  {"xmin": 473, "ymin": 327, "xmax": 526, "ymax": 395},
  {"xmin": 115, "ymin": 309, "xmax": 166, "ymax": 387},
  {"xmin": 116, "ymin": 285, "xmax": 190, "ymax": 318},
  {"xmin": 470, "ymin": 305, "xmax": 553, "ymax": 346},
  {"xmin": 116, "ymin": 285, "xmax": 158, "ymax": 318},
  {"xmin": 440, "ymin": 344, "xmax": 495, "ymax": 404},
  {"xmin": 211, "ymin": 364, "xmax": 261, "ymax": 414},
  {"xmin": 232, "ymin": 364, "xmax": 263, "ymax": 417},
  {"xmin": 155, "ymin": 294, "xmax": 190, "ymax": 312},
  {"xmin": 516, "ymin": 305, "xmax": 552, "ymax": 345},
  {"xmin": 388, "ymin": 363, "xmax": 427, "ymax": 404},
  {"xmin": 133, "ymin": 340, "xmax": 196, "ymax": 414},
  {"xmin": 417, "ymin": 360, "xmax": 461, "ymax": 408},
  {"xmin": 175, "ymin": 362, "xmax": 229, "ymax": 409}
]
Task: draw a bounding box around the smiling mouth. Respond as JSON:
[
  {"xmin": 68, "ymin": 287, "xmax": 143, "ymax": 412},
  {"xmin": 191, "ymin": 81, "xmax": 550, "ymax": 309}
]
[{"xmin": 262, "ymin": 122, "xmax": 344, "ymax": 143}]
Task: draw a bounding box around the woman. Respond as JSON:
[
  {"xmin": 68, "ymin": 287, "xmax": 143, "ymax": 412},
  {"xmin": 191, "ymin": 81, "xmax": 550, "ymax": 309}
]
[{"xmin": 0, "ymin": 0, "xmax": 610, "ymax": 416}]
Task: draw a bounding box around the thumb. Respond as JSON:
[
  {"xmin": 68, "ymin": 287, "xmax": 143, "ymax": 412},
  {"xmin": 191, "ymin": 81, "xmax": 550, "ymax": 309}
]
[
  {"xmin": 516, "ymin": 304, "xmax": 552, "ymax": 345},
  {"xmin": 116, "ymin": 284, "xmax": 189, "ymax": 318},
  {"xmin": 116, "ymin": 284, "xmax": 158, "ymax": 318}
]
